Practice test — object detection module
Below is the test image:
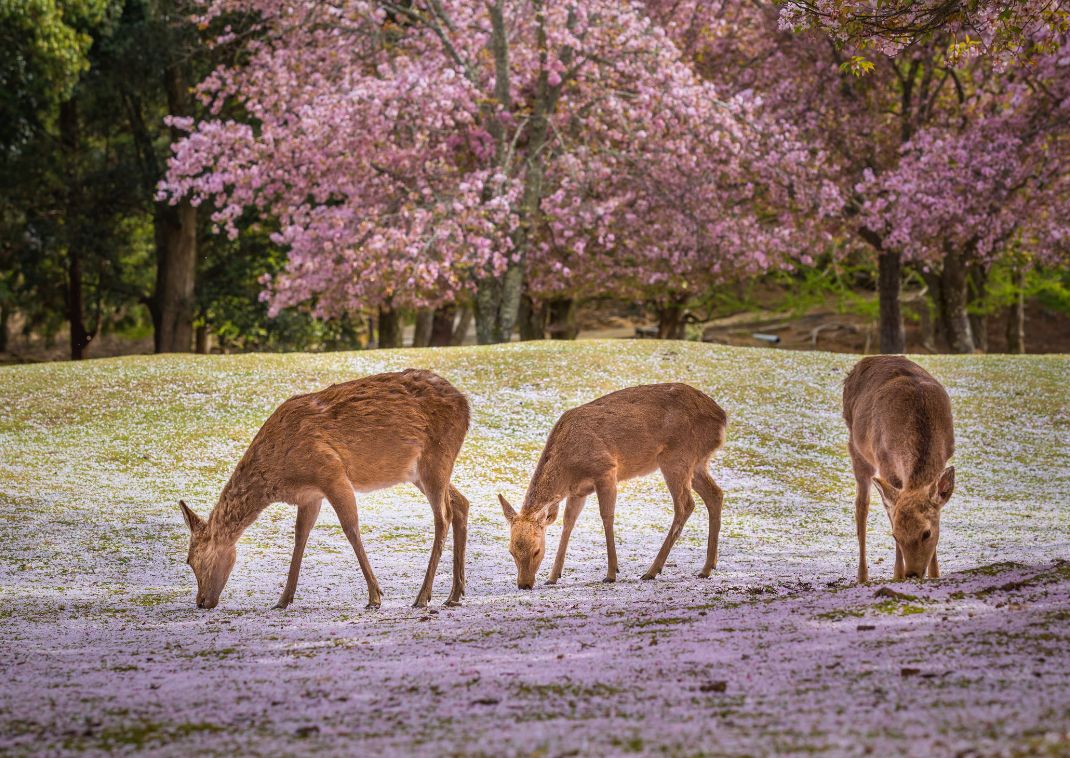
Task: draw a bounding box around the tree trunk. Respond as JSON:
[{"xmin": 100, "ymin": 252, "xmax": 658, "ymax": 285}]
[
  {"xmin": 656, "ymin": 301, "xmax": 687, "ymax": 340},
  {"xmin": 968, "ymin": 264, "xmax": 988, "ymax": 353},
  {"xmin": 152, "ymin": 202, "xmax": 197, "ymax": 352},
  {"xmin": 0, "ymin": 302, "xmax": 8, "ymax": 353},
  {"xmin": 195, "ymin": 324, "xmax": 210, "ymax": 354},
  {"xmin": 547, "ymin": 298, "xmax": 578, "ymax": 340},
  {"xmin": 412, "ymin": 308, "xmax": 434, "ymax": 347},
  {"xmin": 1006, "ymin": 267, "xmax": 1026, "ymax": 354},
  {"xmin": 474, "ymin": 0, "xmax": 566, "ymax": 344},
  {"xmin": 452, "ymin": 304, "xmax": 473, "ymax": 346},
  {"xmin": 60, "ymin": 99, "xmax": 91, "ymax": 361},
  {"xmin": 377, "ymin": 306, "xmax": 401, "ymax": 349},
  {"xmin": 150, "ymin": 63, "xmax": 198, "ymax": 353},
  {"xmin": 518, "ymin": 294, "xmax": 546, "ymax": 340},
  {"xmin": 940, "ymin": 246, "xmax": 974, "ymax": 354},
  {"xmin": 429, "ymin": 305, "xmax": 456, "ymax": 347},
  {"xmin": 877, "ymin": 251, "xmax": 905, "ymax": 354}
]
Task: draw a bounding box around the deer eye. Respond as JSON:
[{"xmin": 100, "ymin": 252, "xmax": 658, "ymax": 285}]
[{"xmin": 921, "ymin": 530, "xmax": 932, "ymax": 541}]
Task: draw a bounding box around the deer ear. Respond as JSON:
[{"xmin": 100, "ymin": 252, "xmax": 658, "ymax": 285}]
[
  {"xmin": 872, "ymin": 478, "xmax": 899, "ymax": 510},
  {"xmin": 179, "ymin": 500, "xmax": 204, "ymax": 532},
  {"xmin": 933, "ymin": 466, "xmax": 955, "ymax": 507},
  {"xmin": 498, "ymin": 494, "xmax": 517, "ymax": 524}
]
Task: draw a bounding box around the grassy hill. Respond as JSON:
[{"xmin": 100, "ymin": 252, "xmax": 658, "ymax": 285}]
[{"xmin": 1, "ymin": 341, "xmax": 1067, "ymax": 754}]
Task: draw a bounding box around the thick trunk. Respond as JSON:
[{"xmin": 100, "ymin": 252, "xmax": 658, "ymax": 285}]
[
  {"xmin": 452, "ymin": 304, "xmax": 473, "ymax": 346},
  {"xmin": 518, "ymin": 294, "xmax": 546, "ymax": 340},
  {"xmin": 547, "ymin": 297, "xmax": 578, "ymax": 340},
  {"xmin": 377, "ymin": 306, "xmax": 401, "ymax": 349},
  {"xmin": 967, "ymin": 265, "xmax": 988, "ymax": 353},
  {"xmin": 0, "ymin": 302, "xmax": 8, "ymax": 353},
  {"xmin": 60, "ymin": 99, "xmax": 91, "ymax": 360},
  {"xmin": 429, "ymin": 305, "xmax": 456, "ymax": 347},
  {"xmin": 151, "ymin": 63, "xmax": 198, "ymax": 353},
  {"xmin": 1006, "ymin": 267, "xmax": 1026, "ymax": 354},
  {"xmin": 412, "ymin": 308, "xmax": 434, "ymax": 347},
  {"xmin": 877, "ymin": 251, "xmax": 905, "ymax": 354},
  {"xmin": 153, "ymin": 201, "xmax": 197, "ymax": 353},
  {"xmin": 195, "ymin": 324, "xmax": 210, "ymax": 354},
  {"xmin": 656, "ymin": 301, "xmax": 687, "ymax": 340},
  {"xmin": 940, "ymin": 246, "xmax": 974, "ymax": 354}
]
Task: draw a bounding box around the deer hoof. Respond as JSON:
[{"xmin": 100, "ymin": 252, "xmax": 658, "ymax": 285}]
[
  {"xmin": 444, "ymin": 598, "xmax": 462, "ymax": 608},
  {"xmin": 366, "ymin": 600, "xmax": 381, "ymax": 610},
  {"xmin": 412, "ymin": 598, "xmax": 429, "ymax": 609},
  {"xmin": 602, "ymin": 575, "xmax": 616, "ymax": 584},
  {"xmin": 697, "ymin": 570, "xmax": 712, "ymax": 579},
  {"xmin": 546, "ymin": 577, "xmax": 559, "ymax": 586},
  {"xmin": 641, "ymin": 572, "xmax": 656, "ymax": 581},
  {"xmin": 273, "ymin": 600, "xmax": 291, "ymax": 610}
]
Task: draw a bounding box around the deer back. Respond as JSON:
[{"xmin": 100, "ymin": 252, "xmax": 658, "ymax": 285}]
[{"xmin": 844, "ymin": 356, "xmax": 954, "ymax": 489}]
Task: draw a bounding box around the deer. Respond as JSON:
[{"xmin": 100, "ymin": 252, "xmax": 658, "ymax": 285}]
[
  {"xmin": 498, "ymin": 383, "xmax": 727, "ymax": 589},
  {"xmin": 843, "ymin": 355, "xmax": 956, "ymax": 583},
  {"xmin": 178, "ymin": 369, "xmax": 471, "ymax": 610}
]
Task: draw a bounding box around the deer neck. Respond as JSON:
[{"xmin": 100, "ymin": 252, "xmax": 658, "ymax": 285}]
[
  {"xmin": 207, "ymin": 464, "xmax": 274, "ymax": 543},
  {"xmin": 521, "ymin": 466, "xmax": 566, "ymax": 516}
]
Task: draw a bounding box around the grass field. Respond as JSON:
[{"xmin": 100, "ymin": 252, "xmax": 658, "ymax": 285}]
[{"xmin": 1, "ymin": 341, "xmax": 1068, "ymax": 755}]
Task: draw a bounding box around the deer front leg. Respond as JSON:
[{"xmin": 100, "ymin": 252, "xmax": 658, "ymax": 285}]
[
  {"xmin": 275, "ymin": 498, "xmax": 322, "ymax": 609},
  {"xmin": 445, "ymin": 484, "xmax": 469, "ymax": 607},
  {"xmin": 644, "ymin": 464, "xmax": 696, "ymax": 580},
  {"xmin": 850, "ymin": 449, "xmax": 874, "ymax": 583},
  {"xmin": 893, "ymin": 541, "xmax": 906, "ymax": 581},
  {"xmin": 415, "ymin": 478, "xmax": 450, "ymax": 608},
  {"xmin": 691, "ymin": 468, "xmax": 723, "ymax": 578},
  {"xmin": 324, "ymin": 481, "xmax": 382, "ymax": 609},
  {"xmin": 547, "ymin": 495, "xmax": 586, "ymax": 585},
  {"xmin": 595, "ymin": 479, "xmax": 618, "ymax": 583},
  {"xmin": 928, "ymin": 550, "xmax": 940, "ymax": 578}
]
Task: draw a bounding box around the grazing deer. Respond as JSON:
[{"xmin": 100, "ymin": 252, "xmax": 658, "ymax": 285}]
[
  {"xmin": 179, "ymin": 369, "xmax": 471, "ymax": 610},
  {"xmin": 843, "ymin": 356, "xmax": 955, "ymax": 582},
  {"xmin": 499, "ymin": 383, "xmax": 727, "ymax": 589}
]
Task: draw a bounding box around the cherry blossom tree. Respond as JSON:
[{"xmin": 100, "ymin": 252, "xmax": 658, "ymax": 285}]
[
  {"xmin": 647, "ymin": 0, "xmax": 1070, "ymax": 353},
  {"xmin": 161, "ymin": 0, "xmax": 837, "ymax": 344}
]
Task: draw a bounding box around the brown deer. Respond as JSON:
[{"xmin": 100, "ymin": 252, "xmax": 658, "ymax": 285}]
[
  {"xmin": 179, "ymin": 369, "xmax": 471, "ymax": 610},
  {"xmin": 498, "ymin": 383, "xmax": 727, "ymax": 589},
  {"xmin": 843, "ymin": 356, "xmax": 955, "ymax": 582}
]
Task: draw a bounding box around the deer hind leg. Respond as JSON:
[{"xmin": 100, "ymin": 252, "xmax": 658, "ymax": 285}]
[
  {"xmin": 594, "ymin": 478, "xmax": 619, "ymax": 583},
  {"xmin": 547, "ymin": 494, "xmax": 587, "ymax": 585},
  {"xmin": 850, "ymin": 448, "xmax": 875, "ymax": 583},
  {"xmin": 445, "ymin": 484, "xmax": 469, "ymax": 607},
  {"xmin": 692, "ymin": 465, "xmax": 724, "ymax": 578},
  {"xmin": 275, "ymin": 497, "xmax": 322, "ymax": 609},
  {"xmin": 643, "ymin": 463, "xmax": 696, "ymax": 580},
  {"xmin": 323, "ymin": 479, "xmax": 382, "ymax": 609},
  {"xmin": 414, "ymin": 464, "xmax": 451, "ymax": 608}
]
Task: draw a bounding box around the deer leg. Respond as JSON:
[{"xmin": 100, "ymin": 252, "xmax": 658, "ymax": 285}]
[
  {"xmin": 851, "ymin": 451, "xmax": 875, "ymax": 584},
  {"xmin": 324, "ymin": 482, "xmax": 382, "ymax": 609},
  {"xmin": 893, "ymin": 542, "xmax": 906, "ymax": 581},
  {"xmin": 547, "ymin": 495, "xmax": 586, "ymax": 585},
  {"xmin": 595, "ymin": 479, "xmax": 618, "ymax": 583},
  {"xmin": 274, "ymin": 498, "xmax": 322, "ymax": 609},
  {"xmin": 928, "ymin": 550, "xmax": 940, "ymax": 578},
  {"xmin": 692, "ymin": 467, "xmax": 724, "ymax": 578},
  {"xmin": 643, "ymin": 464, "xmax": 696, "ymax": 580},
  {"xmin": 445, "ymin": 484, "xmax": 469, "ymax": 607},
  {"xmin": 414, "ymin": 475, "xmax": 450, "ymax": 608}
]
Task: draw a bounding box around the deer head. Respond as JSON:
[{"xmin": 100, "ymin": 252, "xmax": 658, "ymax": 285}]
[
  {"xmin": 499, "ymin": 494, "xmax": 555, "ymax": 589},
  {"xmin": 180, "ymin": 501, "xmax": 237, "ymax": 609},
  {"xmin": 873, "ymin": 466, "xmax": 955, "ymax": 579}
]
